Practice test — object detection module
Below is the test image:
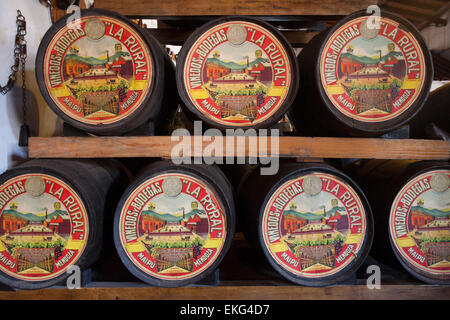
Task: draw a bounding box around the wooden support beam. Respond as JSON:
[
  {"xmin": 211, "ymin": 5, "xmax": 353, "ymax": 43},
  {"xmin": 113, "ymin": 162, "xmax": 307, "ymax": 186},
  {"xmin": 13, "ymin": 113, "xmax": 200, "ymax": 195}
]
[
  {"xmin": 28, "ymin": 136, "xmax": 450, "ymax": 160},
  {"xmin": 0, "ymin": 283, "xmax": 447, "ymax": 300},
  {"xmin": 90, "ymin": 0, "xmax": 374, "ymax": 16}
]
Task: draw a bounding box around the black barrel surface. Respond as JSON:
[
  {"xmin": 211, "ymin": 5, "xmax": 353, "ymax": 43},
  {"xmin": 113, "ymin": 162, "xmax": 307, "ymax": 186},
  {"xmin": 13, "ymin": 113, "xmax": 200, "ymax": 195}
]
[
  {"xmin": 113, "ymin": 161, "xmax": 236, "ymax": 287},
  {"xmin": 290, "ymin": 10, "xmax": 433, "ymax": 137},
  {"xmin": 410, "ymin": 82, "xmax": 450, "ymax": 139},
  {"xmin": 176, "ymin": 16, "xmax": 299, "ymax": 130},
  {"xmin": 36, "ymin": 8, "xmax": 177, "ymax": 135},
  {"xmin": 0, "ymin": 159, "xmax": 120, "ymax": 289},
  {"xmin": 239, "ymin": 162, "xmax": 373, "ymax": 286}
]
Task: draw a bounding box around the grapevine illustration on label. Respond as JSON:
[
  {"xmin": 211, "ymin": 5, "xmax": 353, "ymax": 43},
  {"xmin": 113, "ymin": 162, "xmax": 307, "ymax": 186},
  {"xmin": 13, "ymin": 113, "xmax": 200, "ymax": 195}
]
[
  {"xmin": 118, "ymin": 174, "xmax": 226, "ymax": 280},
  {"xmin": 262, "ymin": 173, "xmax": 367, "ymax": 277},
  {"xmin": 43, "ymin": 16, "xmax": 152, "ymax": 125},
  {"xmin": 183, "ymin": 21, "xmax": 291, "ymax": 126},
  {"xmin": 0, "ymin": 175, "xmax": 88, "ymax": 281},
  {"xmin": 390, "ymin": 170, "xmax": 450, "ymax": 278},
  {"xmin": 320, "ymin": 16, "xmax": 426, "ymax": 122}
]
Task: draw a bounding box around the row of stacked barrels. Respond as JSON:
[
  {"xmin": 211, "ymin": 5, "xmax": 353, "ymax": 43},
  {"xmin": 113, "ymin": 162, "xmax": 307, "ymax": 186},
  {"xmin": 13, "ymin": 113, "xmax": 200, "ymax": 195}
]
[
  {"xmin": 8, "ymin": 7, "xmax": 446, "ymax": 289},
  {"xmin": 0, "ymin": 159, "xmax": 448, "ymax": 289},
  {"xmin": 35, "ymin": 8, "xmax": 449, "ymax": 137}
]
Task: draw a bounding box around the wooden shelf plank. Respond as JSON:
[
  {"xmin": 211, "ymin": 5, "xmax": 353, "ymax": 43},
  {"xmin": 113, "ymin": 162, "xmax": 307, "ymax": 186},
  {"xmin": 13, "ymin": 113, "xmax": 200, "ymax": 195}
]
[
  {"xmin": 91, "ymin": 0, "xmax": 373, "ymax": 16},
  {"xmin": 0, "ymin": 283, "xmax": 448, "ymax": 300},
  {"xmin": 28, "ymin": 136, "xmax": 450, "ymax": 160}
]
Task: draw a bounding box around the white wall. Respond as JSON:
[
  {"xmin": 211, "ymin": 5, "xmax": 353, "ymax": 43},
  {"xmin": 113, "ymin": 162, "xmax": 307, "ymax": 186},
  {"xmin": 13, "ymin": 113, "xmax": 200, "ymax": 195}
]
[{"xmin": 0, "ymin": 0, "xmax": 59, "ymax": 173}]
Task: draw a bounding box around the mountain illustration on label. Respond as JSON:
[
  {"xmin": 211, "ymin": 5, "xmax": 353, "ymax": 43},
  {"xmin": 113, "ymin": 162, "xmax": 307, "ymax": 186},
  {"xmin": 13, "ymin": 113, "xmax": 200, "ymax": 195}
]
[
  {"xmin": 281, "ymin": 199, "xmax": 348, "ymax": 271},
  {"xmin": 138, "ymin": 201, "xmax": 209, "ymax": 274},
  {"xmin": 64, "ymin": 43, "xmax": 132, "ymax": 118},
  {"xmin": 203, "ymin": 49, "xmax": 272, "ymax": 123}
]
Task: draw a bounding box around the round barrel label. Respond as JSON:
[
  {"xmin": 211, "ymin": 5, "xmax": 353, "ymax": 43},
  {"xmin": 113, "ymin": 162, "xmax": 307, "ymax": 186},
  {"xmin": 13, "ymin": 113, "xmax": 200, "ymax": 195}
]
[
  {"xmin": 43, "ymin": 15, "xmax": 152, "ymax": 125},
  {"xmin": 0, "ymin": 174, "xmax": 88, "ymax": 281},
  {"xmin": 262, "ymin": 173, "xmax": 367, "ymax": 278},
  {"xmin": 118, "ymin": 173, "xmax": 227, "ymax": 280},
  {"xmin": 390, "ymin": 170, "xmax": 450, "ymax": 279},
  {"xmin": 320, "ymin": 16, "xmax": 426, "ymax": 122},
  {"xmin": 183, "ymin": 21, "xmax": 292, "ymax": 126}
]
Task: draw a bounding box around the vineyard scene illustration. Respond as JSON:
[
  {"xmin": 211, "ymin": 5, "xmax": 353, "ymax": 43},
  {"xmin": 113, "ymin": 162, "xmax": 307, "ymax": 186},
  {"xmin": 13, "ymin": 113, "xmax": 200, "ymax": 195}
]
[
  {"xmin": 0, "ymin": 196, "xmax": 71, "ymax": 274},
  {"xmin": 280, "ymin": 195, "xmax": 350, "ymax": 272},
  {"xmin": 404, "ymin": 198, "xmax": 450, "ymax": 269},
  {"xmin": 203, "ymin": 42, "xmax": 273, "ymax": 122},
  {"xmin": 336, "ymin": 37, "xmax": 406, "ymax": 116},
  {"xmin": 62, "ymin": 37, "xmax": 134, "ymax": 119},
  {"xmin": 137, "ymin": 199, "xmax": 210, "ymax": 274}
]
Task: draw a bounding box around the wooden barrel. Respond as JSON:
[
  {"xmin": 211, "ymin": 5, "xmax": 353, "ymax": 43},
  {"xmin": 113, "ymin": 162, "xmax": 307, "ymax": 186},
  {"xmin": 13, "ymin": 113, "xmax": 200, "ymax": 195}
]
[
  {"xmin": 347, "ymin": 160, "xmax": 450, "ymax": 284},
  {"xmin": 289, "ymin": 10, "xmax": 433, "ymax": 137},
  {"xmin": 0, "ymin": 159, "xmax": 123, "ymax": 289},
  {"xmin": 36, "ymin": 8, "xmax": 177, "ymax": 135},
  {"xmin": 176, "ymin": 16, "xmax": 299, "ymax": 130},
  {"xmin": 238, "ymin": 161, "xmax": 373, "ymax": 286},
  {"xmin": 113, "ymin": 161, "xmax": 236, "ymax": 287}
]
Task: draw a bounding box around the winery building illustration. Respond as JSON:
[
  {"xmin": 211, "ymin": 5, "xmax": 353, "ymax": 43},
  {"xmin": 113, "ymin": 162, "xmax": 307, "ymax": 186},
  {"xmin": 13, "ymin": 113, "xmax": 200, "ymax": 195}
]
[
  {"xmin": 407, "ymin": 198, "xmax": 450, "ymax": 268},
  {"xmin": 63, "ymin": 42, "xmax": 133, "ymax": 118},
  {"xmin": 203, "ymin": 49, "xmax": 272, "ymax": 122},
  {"xmin": 0, "ymin": 202, "xmax": 70, "ymax": 274},
  {"xmin": 337, "ymin": 42, "xmax": 405, "ymax": 115},
  {"xmin": 281, "ymin": 199, "xmax": 348, "ymax": 271},
  {"xmin": 137, "ymin": 201, "xmax": 209, "ymax": 273}
]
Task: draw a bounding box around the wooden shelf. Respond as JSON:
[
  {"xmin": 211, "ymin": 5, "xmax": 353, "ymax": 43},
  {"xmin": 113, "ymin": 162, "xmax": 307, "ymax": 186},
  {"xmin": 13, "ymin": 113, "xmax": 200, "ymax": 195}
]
[
  {"xmin": 0, "ymin": 282, "xmax": 448, "ymax": 300},
  {"xmin": 29, "ymin": 136, "xmax": 450, "ymax": 160}
]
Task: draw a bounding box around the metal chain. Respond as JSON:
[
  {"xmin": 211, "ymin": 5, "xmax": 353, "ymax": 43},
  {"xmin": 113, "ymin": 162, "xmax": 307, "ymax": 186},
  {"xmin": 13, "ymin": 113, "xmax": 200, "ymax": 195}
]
[
  {"xmin": 18, "ymin": 11, "xmax": 27, "ymax": 126},
  {"xmin": 21, "ymin": 52, "xmax": 27, "ymax": 126},
  {"xmin": 0, "ymin": 10, "xmax": 27, "ymax": 96}
]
